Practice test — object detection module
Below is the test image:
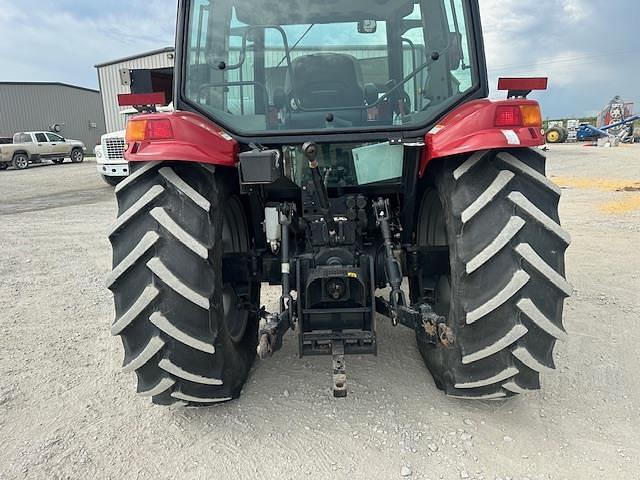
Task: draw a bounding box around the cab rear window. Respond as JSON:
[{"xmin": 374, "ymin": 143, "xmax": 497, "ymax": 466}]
[
  {"xmin": 13, "ymin": 133, "xmax": 33, "ymax": 143},
  {"xmin": 183, "ymin": 0, "xmax": 480, "ymax": 136}
]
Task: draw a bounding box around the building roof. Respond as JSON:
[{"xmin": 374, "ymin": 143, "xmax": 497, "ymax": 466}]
[
  {"xmin": 0, "ymin": 82, "xmax": 99, "ymax": 94},
  {"xmin": 95, "ymin": 47, "xmax": 175, "ymax": 69}
]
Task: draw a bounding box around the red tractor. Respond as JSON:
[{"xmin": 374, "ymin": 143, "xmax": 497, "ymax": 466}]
[{"xmin": 108, "ymin": 0, "xmax": 571, "ymax": 406}]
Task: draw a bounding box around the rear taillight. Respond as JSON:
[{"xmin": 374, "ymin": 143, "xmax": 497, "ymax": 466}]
[
  {"xmin": 126, "ymin": 118, "xmax": 174, "ymax": 142},
  {"xmin": 146, "ymin": 119, "xmax": 174, "ymax": 140},
  {"xmin": 494, "ymin": 104, "xmax": 542, "ymax": 128},
  {"xmin": 494, "ymin": 106, "xmax": 522, "ymax": 127}
]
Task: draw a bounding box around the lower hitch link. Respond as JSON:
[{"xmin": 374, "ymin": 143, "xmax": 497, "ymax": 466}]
[{"xmin": 375, "ymin": 297, "xmax": 454, "ymax": 347}]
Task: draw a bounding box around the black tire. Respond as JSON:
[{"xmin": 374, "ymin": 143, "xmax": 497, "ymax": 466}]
[
  {"xmin": 12, "ymin": 153, "xmax": 29, "ymax": 170},
  {"xmin": 107, "ymin": 162, "xmax": 260, "ymax": 406},
  {"xmin": 71, "ymin": 149, "xmax": 84, "ymax": 163},
  {"xmin": 414, "ymin": 149, "xmax": 571, "ymax": 400},
  {"xmin": 560, "ymin": 127, "xmax": 569, "ymax": 143},
  {"xmin": 545, "ymin": 127, "xmax": 565, "ymax": 144},
  {"xmin": 102, "ymin": 175, "xmax": 124, "ymax": 187}
]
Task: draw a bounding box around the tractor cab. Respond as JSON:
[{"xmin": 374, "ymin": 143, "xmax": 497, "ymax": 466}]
[{"xmin": 177, "ymin": 0, "xmax": 486, "ymax": 140}]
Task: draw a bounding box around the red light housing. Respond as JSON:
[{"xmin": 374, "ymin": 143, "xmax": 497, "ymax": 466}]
[
  {"xmin": 118, "ymin": 92, "xmax": 167, "ymax": 107},
  {"xmin": 145, "ymin": 119, "xmax": 174, "ymax": 140},
  {"xmin": 497, "ymin": 77, "xmax": 548, "ymax": 92},
  {"xmin": 494, "ymin": 106, "xmax": 523, "ymax": 127}
]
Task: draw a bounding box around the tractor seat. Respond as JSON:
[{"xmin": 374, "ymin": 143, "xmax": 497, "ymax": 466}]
[{"xmin": 284, "ymin": 53, "xmax": 366, "ymax": 128}]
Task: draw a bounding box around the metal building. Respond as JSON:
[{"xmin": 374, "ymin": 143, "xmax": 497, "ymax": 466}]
[
  {"xmin": 0, "ymin": 82, "xmax": 105, "ymax": 147},
  {"xmin": 96, "ymin": 47, "xmax": 176, "ymax": 133}
]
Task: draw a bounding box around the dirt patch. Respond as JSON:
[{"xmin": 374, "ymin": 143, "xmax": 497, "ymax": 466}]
[
  {"xmin": 0, "ymin": 188, "xmax": 114, "ymax": 215},
  {"xmin": 552, "ymin": 176, "xmax": 640, "ymax": 215},
  {"xmin": 552, "ymin": 176, "xmax": 640, "ymax": 192},
  {"xmin": 599, "ymin": 195, "xmax": 640, "ymax": 214}
]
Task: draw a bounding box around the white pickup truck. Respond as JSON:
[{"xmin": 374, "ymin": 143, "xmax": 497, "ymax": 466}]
[{"xmin": 0, "ymin": 131, "xmax": 86, "ymax": 170}]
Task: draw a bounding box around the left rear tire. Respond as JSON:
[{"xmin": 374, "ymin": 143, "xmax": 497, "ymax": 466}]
[
  {"xmin": 108, "ymin": 162, "xmax": 260, "ymax": 406},
  {"xmin": 12, "ymin": 154, "xmax": 29, "ymax": 170}
]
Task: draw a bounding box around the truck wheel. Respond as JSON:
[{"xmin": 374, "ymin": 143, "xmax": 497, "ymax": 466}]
[
  {"xmin": 12, "ymin": 153, "xmax": 29, "ymax": 170},
  {"xmin": 102, "ymin": 175, "xmax": 123, "ymax": 187},
  {"xmin": 71, "ymin": 149, "xmax": 84, "ymax": 163},
  {"xmin": 545, "ymin": 127, "xmax": 564, "ymax": 144},
  {"xmin": 414, "ymin": 149, "xmax": 571, "ymax": 399},
  {"xmin": 108, "ymin": 162, "xmax": 260, "ymax": 406}
]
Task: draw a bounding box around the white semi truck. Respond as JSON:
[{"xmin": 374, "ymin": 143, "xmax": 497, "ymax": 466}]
[
  {"xmin": 95, "ymin": 129, "xmax": 128, "ymax": 186},
  {"xmin": 94, "ymin": 105, "xmax": 173, "ymax": 186}
]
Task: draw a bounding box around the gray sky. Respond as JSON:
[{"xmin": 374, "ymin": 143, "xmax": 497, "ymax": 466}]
[{"xmin": 0, "ymin": 0, "xmax": 638, "ymax": 119}]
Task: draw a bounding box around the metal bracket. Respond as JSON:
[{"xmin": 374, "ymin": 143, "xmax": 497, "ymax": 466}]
[
  {"xmin": 256, "ymin": 310, "xmax": 291, "ymax": 359},
  {"xmin": 332, "ymin": 340, "xmax": 347, "ymax": 398}
]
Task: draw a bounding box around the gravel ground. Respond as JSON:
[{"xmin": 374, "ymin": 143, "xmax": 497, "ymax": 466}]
[{"xmin": 0, "ymin": 147, "xmax": 639, "ymax": 480}]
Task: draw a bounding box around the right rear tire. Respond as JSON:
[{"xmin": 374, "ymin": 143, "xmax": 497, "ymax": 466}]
[
  {"xmin": 108, "ymin": 162, "xmax": 260, "ymax": 406},
  {"xmin": 414, "ymin": 148, "xmax": 571, "ymax": 400}
]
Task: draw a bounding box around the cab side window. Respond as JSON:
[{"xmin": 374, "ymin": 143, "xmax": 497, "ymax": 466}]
[
  {"xmin": 35, "ymin": 133, "xmax": 47, "ymax": 143},
  {"xmin": 46, "ymin": 133, "xmax": 64, "ymax": 142}
]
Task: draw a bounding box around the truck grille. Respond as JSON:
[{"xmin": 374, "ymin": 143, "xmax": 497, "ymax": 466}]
[{"xmin": 105, "ymin": 137, "xmax": 126, "ymax": 161}]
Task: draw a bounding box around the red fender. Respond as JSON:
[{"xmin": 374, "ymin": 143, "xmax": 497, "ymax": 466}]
[
  {"xmin": 125, "ymin": 111, "xmax": 238, "ymax": 166},
  {"xmin": 420, "ymin": 99, "xmax": 544, "ymax": 177}
]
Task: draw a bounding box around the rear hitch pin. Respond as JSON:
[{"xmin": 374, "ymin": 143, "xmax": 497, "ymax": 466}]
[{"xmin": 332, "ymin": 340, "xmax": 347, "ymax": 398}]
